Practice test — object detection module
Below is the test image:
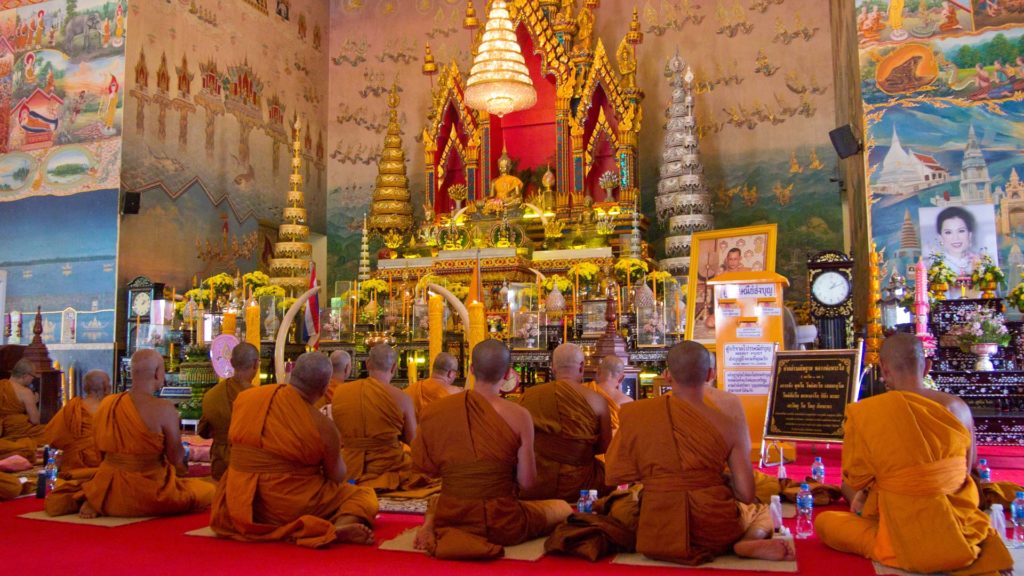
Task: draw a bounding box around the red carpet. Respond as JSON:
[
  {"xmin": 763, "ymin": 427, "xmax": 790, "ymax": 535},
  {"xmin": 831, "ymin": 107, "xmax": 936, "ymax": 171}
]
[{"xmin": 1, "ymin": 442, "xmax": 1020, "ymax": 575}]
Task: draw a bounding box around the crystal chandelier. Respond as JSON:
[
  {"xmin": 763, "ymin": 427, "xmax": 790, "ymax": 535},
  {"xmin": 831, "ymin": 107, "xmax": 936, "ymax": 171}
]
[{"xmin": 464, "ymin": 0, "xmax": 537, "ymax": 117}]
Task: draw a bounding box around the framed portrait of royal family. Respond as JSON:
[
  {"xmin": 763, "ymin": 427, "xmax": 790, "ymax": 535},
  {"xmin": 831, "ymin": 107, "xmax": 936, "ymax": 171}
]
[{"xmin": 685, "ymin": 224, "xmax": 778, "ymax": 346}]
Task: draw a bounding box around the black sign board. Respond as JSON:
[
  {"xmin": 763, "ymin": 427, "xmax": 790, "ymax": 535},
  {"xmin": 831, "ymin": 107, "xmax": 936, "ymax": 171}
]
[{"xmin": 763, "ymin": 344, "xmax": 863, "ymax": 443}]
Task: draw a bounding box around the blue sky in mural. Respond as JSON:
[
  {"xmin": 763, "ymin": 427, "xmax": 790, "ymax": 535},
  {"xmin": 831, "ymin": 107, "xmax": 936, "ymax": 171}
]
[{"xmin": 0, "ymin": 188, "xmax": 118, "ymax": 263}]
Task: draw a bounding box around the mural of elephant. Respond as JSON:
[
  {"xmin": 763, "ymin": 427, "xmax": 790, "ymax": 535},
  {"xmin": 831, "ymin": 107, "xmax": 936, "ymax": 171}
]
[{"xmin": 63, "ymin": 13, "xmax": 102, "ymax": 54}]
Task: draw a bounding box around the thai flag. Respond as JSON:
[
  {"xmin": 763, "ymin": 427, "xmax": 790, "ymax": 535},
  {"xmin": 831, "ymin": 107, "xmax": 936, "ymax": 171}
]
[{"xmin": 304, "ymin": 262, "xmax": 320, "ymax": 349}]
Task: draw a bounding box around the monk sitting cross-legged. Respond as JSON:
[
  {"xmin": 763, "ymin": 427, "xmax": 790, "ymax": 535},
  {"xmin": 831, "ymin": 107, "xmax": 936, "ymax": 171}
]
[
  {"xmin": 816, "ymin": 333, "xmax": 1013, "ymax": 575},
  {"xmin": 314, "ymin": 350, "xmax": 352, "ymax": 410},
  {"xmin": 0, "ymin": 358, "xmax": 45, "ymax": 461},
  {"xmin": 606, "ymin": 341, "xmax": 793, "ymax": 565},
  {"xmin": 210, "ymin": 352, "xmax": 378, "ymax": 548},
  {"xmin": 412, "ymin": 340, "xmax": 572, "ymax": 559},
  {"xmin": 45, "ymin": 350, "xmax": 214, "ymax": 518},
  {"xmin": 43, "ymin": 369, "xmax": 111, "ymax": 475},
  {"xmin": 518, "ymin": 343, "xmax": 610, "ymax": 502},
  {"xmin": 583, "ymin": 355, "xmax": 633, "ymax": 435},
  {"xmin": 331, "ymin": 344, "xmax": 437, "ymax": 493},
  {"xmin": 198, "ymin": 342, "xmax": 260, "ymax": 480},
  {"xmin": 405, "ymin": 352, "xmax": 463, "ymax": 420}
]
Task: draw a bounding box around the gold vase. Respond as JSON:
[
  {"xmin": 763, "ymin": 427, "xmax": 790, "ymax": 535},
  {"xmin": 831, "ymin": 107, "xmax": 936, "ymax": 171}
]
[
  {"xmin": 980, "ymin": 281, "xmax": 997, "ymax": 299},
  {"xmin": 929, "ymin": 282, "xmax": 949, "ymax": 301}
]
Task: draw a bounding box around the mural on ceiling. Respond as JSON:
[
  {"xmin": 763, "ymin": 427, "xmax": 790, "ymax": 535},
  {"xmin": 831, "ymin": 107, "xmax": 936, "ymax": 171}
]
[
  {"xmin": 326, "ymin": 0, "xmax": 842, "ymax": 304},
  {"xmin": 117, "ymin": 0, "xmax": 327, "ymax": 289},
  {"xmin": 858, "ymin": 1, "xmax": 1024, "ymax": 296}
]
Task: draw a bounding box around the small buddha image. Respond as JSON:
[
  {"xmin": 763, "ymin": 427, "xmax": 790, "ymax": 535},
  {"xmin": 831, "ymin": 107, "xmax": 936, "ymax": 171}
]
[{"xmin": 490, "ymin": 146, "xmax": 523, "ymax": 206}]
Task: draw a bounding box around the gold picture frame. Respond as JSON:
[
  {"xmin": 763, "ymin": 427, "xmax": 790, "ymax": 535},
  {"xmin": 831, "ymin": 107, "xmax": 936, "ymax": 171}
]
[{"xmin": 685, "ymin": 224, "xmax": 778, "ymax": 347}]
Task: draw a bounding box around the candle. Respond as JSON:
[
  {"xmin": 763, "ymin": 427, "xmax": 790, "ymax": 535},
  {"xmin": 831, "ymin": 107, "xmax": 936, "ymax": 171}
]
[
  {"xmin": 626, "ymin": 270, "xmax": 632, "ymax": 311},
  {"xmin": 467, "ymin": 301, "xmax": 487, "ymax": 390},
  {"xmin": 652, "ymin": 276, "xmax": 657, "ymax": 303},
  {"xmin": 135, "ymin": 313, "xmax": 141, "ymax": 347},
  {"xmin": 428, "ymin": 294, "xmax": 444, "ymax": 367},
  {"xmin": 222, "ymin": 311, "xmax": 237, "ymax": 336},
  {"xmin": 245, "ymin": 299, "xmax": 261, "ymax": 384},
  {"xmin": 574, "ymin": 269, "xmax": 579, "ymax": 318},
  {"xmin": 68, "ymin": 365, "xmax": 75, "ymax": 400}
]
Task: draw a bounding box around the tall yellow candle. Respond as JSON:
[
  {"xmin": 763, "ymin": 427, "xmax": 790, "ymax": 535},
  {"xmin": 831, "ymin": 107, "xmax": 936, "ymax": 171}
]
[
  {"xmin": 652, "ymin": 276, "xmax": 657, "ymax": 302},
  {"xmin": 245, "ymin": 300, "xmax": 261, "ymax": 384},
  {"xmin": 467, "ymin": 301, "xmax": 487, "ymax": 390},
  {"xmin": 428, "ymin": 294, "xmax": 444, "ymax": 368},
  {"xmin": 222, "ymin": 311, "xmax": 237, "ymax": 336}
]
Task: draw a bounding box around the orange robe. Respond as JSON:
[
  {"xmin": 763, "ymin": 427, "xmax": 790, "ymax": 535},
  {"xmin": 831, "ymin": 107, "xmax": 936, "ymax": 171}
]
[
  {"xmin": 606, "ymin": 395, "xmax": 745, "ymax": 565},
  {"xmin": 44, "ymin": 393, "xmax": 214, "ymax": 517},
  {"xmin": 43, "ymin": 397, "xmax": 100, "ymax": 472},
  {"xmin": 0, "ymin": 379, "xmax": 44, "ymax": 447},
  {"xmin": 313, "ymin": 376, "xmax": 346, "ymax": 410},
  {"xmin": 583, "ymin": 382, "xmax": 620, "ymax": 434},
  {"xmin": 816, "ymin": 392, "xmax": 1013, "ymax": 575},
  {"xmin": 210, "ymin": 385, "xmax": 378, "ymax": 547},
  {"xmin": 405, "ymin": 377, "xmax": 457, "ymax": 420},
  {"xmin": 198, "ymin": 376, "xmax": 248, "ymax": 480},
  {"xmin": 518, "ymin": 380, "xmax": 604, "ymax": 501},
  {"xmin": 332, "ymin": 376, "xmax": 437, "ymax": 493},
  {"xmin": 0, "ymin": 471, "xmax": 29, "ymax": 500},
  {"xmin": 412, "ymin": 390, "xmax": 554, "ymax": 559}
]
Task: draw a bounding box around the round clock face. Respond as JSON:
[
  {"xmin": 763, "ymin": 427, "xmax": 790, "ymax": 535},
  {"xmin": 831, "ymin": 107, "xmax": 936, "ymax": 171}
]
[
  {"xmin": 132, "ymin": 292, "xmax": 151, "ymax": 317},
  {"xmin": 210, "ymin": 334, "xmax": 240, "ymax": 379},
  {"xmin": 811, "ymin": 271, "xmax": 850, "ymax": 307}
]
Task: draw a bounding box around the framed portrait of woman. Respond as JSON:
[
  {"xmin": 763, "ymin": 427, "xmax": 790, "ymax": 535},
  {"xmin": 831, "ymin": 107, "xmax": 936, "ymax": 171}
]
[
  {"xmin": 918, "ymin": 204, "xmax": 998, "ymax": 277},
  {"xmin": 685, "ymin": 224, "xmax": 778, "ymax": 347}
]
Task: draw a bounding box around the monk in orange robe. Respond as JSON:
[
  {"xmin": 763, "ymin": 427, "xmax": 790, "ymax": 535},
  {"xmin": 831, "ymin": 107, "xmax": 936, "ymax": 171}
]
[
  {"xmin": 817, "ymin": 334, "xmax": 1013, "ymax": 574},
  {"xmin": 198, "ymin": 342, "xmax": 260, "ymax": 480},
  {"xmin": 314, "ymin": 350, "xmax": 352, "ymax": 410},
  {"xmin": 0, "ymin": 359, "xmax": 45, "ymax": 458},
  {"xmin": 412, "ymin": 340, "xmax": 571, "ymax": 559},
  {"xmin": 210, "ymin": 352, "xmax": 378, "ymax": 548},
  {"xmin": 43, "ymin": 369, "xmax": 110, "ymax": 473},
  {"xmin": 518, "ymin": 343, "xmax": 611, "ymax": 502},
  {"xmin": 332, "ymin": 344, "xmax": 437, "ymax": 493},
  {"xmin": 606, "ymin": 341, "xmax": 793, "ymax": 564},
  {"xmin": 583, "ymin": 355, "xmax": 632, "ymax": 435},
  {"xmin": 405, "ymin": 352, "xmax": 462, "ymax": 419},
  {"xmin": 44, "ymin": 350, "xmax": 214, "ymax": 518}
]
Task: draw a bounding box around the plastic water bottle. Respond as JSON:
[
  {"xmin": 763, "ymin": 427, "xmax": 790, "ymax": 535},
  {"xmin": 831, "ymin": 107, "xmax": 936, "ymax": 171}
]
[
  {"xmin": 769, "ymin": 494, "xmax": 784, "ymax": 534},
  {"xmin": 588, "ymin": 489, "xmax": 598, "ymax": 511},
  {"xmin": 44, "ymin": 456, "xmax": 57, "ymax": 494},
  {"xmin": 795, "ymin": 483, "xmax": 814, "ymax": 539},
  {"xmin": 990, "ymin": 504, "xmax": 1008, "ymax": 544},
  {"xmin": 181, "ymin": 441, "xmax": 191, "ymax": 464},
  {"xmin": 811, "ymin": 457, "xmax": 825, "ymax": 483},
  {"xmin": 978, "ymin": 459, "xmax": 992, "ymax": 482},
  {"xmin": 777, "ymin": 459, "xmax": 787, "ymax": 480},
  {"xmin": 577, "ymin": 490, "xmax": 592, "ymax": 513},
  {"xmin": 1012, "ymin": 491, "xmax": 1024, "ymax": 548}
]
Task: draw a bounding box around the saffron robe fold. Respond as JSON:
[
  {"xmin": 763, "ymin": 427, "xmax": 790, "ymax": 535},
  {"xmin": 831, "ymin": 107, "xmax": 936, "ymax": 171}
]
[
  {"xmin": 518, "ymin": 380, "xmax": 605, "ymax": 501},
  {"xmin": 313, "ymin": 377, "xmax": 346, "ymax": 410},
  {"xmin": 198, "ymin": 376, "xmax": 247, "ymax": 480},
  {"xmin": 412, "ymin": 391, "xmax": 554, "ymax": 559},
  {"xmin": 0, "ymin": 379, "xmax": 44, "ymax": 446},
  {"xmin": 332, "ymin": 376, "xmax": 437, "ymax": 492},
  {"xmin": 606, "ymin": 395, "xmax": 745, "ymax": 565},
  {"xmin": 43, "ymin": 397, "xmax": 100, "ymax": 473},
  {"xmin": 44, "ymin": 393, "xmax": 214, "ymax": 517},
  {"xmin": 816, "ymin": 391, "xmax": 1013, "ymax": 575},
  {"xmin": 405, "ymin": 377, "xmax": 457, "ymax": 420},
  {"xmin": 0, "ymin": 471, "xmax": 28, "ymax": 500},
  {"xmin": 210, "ymin": 385, "xmax": 378, "ymax": 547},
  {"xmin": 583, "ymin": 382, "xmax": 620, "ymax": 434}
]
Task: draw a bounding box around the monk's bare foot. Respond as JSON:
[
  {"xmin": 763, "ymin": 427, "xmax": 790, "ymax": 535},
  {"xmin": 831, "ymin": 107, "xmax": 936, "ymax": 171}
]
[
  {"xmin": 335, "ymin": 523, "xmax": 374, "ymax": 545},
  {"xmin": 733, "ymin": 538, "xmax": 795, "ymax": 561},
  {"xmin": 413, "ymin": 525, "xmax": 436, "ymax": 552},
  {"xmin": 78, "ymin": 501, "xmax": 99, "ymax": 519}
]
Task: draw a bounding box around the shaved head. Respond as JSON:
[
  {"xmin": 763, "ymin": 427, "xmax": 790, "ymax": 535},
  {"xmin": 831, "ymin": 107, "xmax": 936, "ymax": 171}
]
[
  {"xmin": 880, "ymin": 333, "xmax": 926, "ymax": 381},
  {"xmin": 83, "ymin": 370, "xmax": 110, "ymax": 396},
  {"xmin": 666, "ymin": 341, "xmax": 712, "ymax": 388},
  {"xmin": 471, "ymin": 339, "xmax": 511, "ymax": 384},
  {"xmin": 11, "ymin": 358, "xmax": 37, "ymax": 379},
  {"xmin": 431, "ymin": 352, "xmax": 458, "ymax": 376},
  {"xmin": 597, "ymin": 355, "xmax": 625, "ymax": 379},
  {"xmin": 367, "ymin": 344, "xmax": 398, "ymax": 372},
  {"xmin": 230, "ymin": 342, "xmax": 260, "ymax": 370},
  {"xmin": 552, "ymin": 343, "xmax": 584, "ymax": 382},
  {"xmin": 290, "ymin": 352, "xmax": 332, "ymax": 397},
  {"xmin": 130, "ymin": 349, "xmax": 164, "ymax": 390},
  {"xmin": 330, "ymin": 350, "xmax": 352, "ymax": 374}
]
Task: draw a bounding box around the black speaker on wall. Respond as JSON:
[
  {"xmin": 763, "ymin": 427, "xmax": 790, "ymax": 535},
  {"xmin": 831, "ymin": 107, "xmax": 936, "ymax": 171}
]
[
  {"xmin": 122, "ymin": 191, "xmax": 141, "ymax": 215},
  {"xmin": 829, "ymin": 125, "xmax": 863, "ymax": 159}
]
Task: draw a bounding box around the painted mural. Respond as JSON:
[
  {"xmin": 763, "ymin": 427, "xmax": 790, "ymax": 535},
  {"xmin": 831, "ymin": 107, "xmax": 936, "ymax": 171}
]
[
  {"xmin": 326, "ymin": 0, "xmax": 843, "ymax": 304},
  {"xmin": 859, "ymin": 1, "xmax": 1024, "ymax": 295},
  {"xmin": 117, "ymin": 0, "xmax": 327, "ymax": 290},
  {"xmin": 0, "ymin": 0, "xmax": 126, "ymax": 375}
]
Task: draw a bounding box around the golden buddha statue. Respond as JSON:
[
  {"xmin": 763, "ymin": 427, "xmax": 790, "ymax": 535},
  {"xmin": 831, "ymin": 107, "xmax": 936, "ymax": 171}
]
[{"xmin": 489, "ymin": 147, "xmax": 524, "ymax": 206}]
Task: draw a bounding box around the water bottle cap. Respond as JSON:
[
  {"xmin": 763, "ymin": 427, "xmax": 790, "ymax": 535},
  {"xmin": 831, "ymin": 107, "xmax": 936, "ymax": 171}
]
[
  {"xmin": 1017, "ymin": 491, "xmax": 1024, "ymax": 498},
  {"xmin": 801, "ymin": 483, "xmax": 810, "ymax": 490},
  {"xmin": 588, "ymin": 489, "xmax": 598, "ymax": 497},
  {"xmin": 992, "ymin": 503, "xmax": 1004, "ymax": 511},
  {"xmin": 815, "ymin": 457, "xmax": 822, "ymax": 462},
  {"xmin": 980, "ymin": 458, "xmax": 987, "ymax": 465},
  {"xmin": 770, "ymin": 494, "xmax": 781, "ymax": 502},
  {"xmin": 580, "ymin": 490, "xmax": 589, "ymax": 496}
]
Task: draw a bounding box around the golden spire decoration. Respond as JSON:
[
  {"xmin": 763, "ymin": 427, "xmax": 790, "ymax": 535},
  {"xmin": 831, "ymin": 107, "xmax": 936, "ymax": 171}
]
[
  {"xmin": 269, "ymin": 118, "xmax": 313, "ymax": 296},
  {"xmin": 369, "ymin": 83, "xmax": 413, "ymax": 241}
]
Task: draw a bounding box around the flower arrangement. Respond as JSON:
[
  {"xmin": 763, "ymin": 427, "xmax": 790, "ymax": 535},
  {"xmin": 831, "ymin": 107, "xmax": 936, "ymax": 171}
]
[
  {"xmin": 1008, "ymin": 272, "xmax": 1024, "ymax": 313},
  {"xmin": 204, "ymin": 273, "xmax": 236, "ymax": 300},
  {"xmin": 182, "ymin": 288, "xmax": 211, "ymax": 307},
  {"xmin": 614, "ymin": 258, "xmax": 649, "ymax": 283},
  {"xmin": 177, "ymin": 399, "xmax": 202, "ymax": 420},
  {"xmin": 276, "ymin": 297, "xmax": 297, "ymax": 313},
  {"xmin": 646, "ymin": 270, "xmax": 677, "ymax": 285},
  {"xmin": 254, "ymin": 285, "xmax": 286, "ymax": 300},
  {"xmin": 567, "ymin": 262, "xmax": 600, "ymax": 285},
  {"xmin": 243, "ymin": 271, "xmax": 270, "ymax": 291},
  {"xmin": 415, "ymin": 274, "xmax": 445, "ymax": 293},
  {"xmin": 447, "ymin": 282, "xmax": 470, "ymax": 301},
  {"xmin": 946, "ymin": 305, "xmax": 1011, "ymax": 352},
  {"xmin": 970, "ymin": 254, "xmax": 1006, "ymax": 295},
  {"xmin": 359, "ymin": 278, "xmax": 388, "ymax": 299},
  {"xmin": 543, "ymin": 274, "xmax": 572, "ymax": 292},
  {"xmin": 926, "ymin": 254, "xmax": 957, "ymax": 286}
]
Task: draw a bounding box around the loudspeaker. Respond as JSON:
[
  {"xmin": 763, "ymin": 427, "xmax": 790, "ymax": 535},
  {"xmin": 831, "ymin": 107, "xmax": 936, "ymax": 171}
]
[
  {"xmin": 829, "ymin": 125, "xmax": 862, "ymax": 159},
  {"xmin": 122, "ymin": 191, "xmax": 141, "ymax": 215}
]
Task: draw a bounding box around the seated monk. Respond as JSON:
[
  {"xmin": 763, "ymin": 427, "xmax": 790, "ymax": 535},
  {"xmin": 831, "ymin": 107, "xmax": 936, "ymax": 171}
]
[
  {"xmin": 332, "ymin": 344, "xmax": 437, "ymax": 493},
  {"xmin": 314, "ymin": 350, "xmax": 352, "ymax": 410},
  {"xmin": 0, "ymin": 359, "xmax": 45, "ymax": 460},
  {"xmin": 606, "ymin": 341, "xmax": 793, "ymax": 564},
  {"xmin": 44, "ymin": 350, "xmax": 214, "ymax": 518},
  {"xmin": 198, "ymin": 342, "xmax": 260, "ymax": 480},
  {"xmin": 210, "ymin": 352, "xmax": 378, "ymax": 548},
  {"xmin": 405, "ymin": 352, "xmax": 462, "ymax": 420},
  {"xmin": 412, "ymin": 340, "xmax": 572, "ymax": 559},
  {"xmin": 583, "ymin": 355, "xmax": 633, "ymax": 435},
  {"xmin": 518, "ymin": 343, "xmax": 610, "ymax": 502},
  {"xmin": 43, "ymin": 369, "xmax": 110, "ymax": 474},
  {"xmin": 816, "ymin": 334, "xmax": 1013, "ymax": 574}
]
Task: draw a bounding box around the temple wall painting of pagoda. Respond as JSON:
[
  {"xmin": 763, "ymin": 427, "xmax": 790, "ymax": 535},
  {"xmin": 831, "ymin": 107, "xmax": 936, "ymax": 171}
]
[
  {"xmin": 0, "ymin": 0, "xmax": 128, "ymax": 375},
  {"xmin": 117, "ymin": 0, "xmax": 328, "ymax": 290},
  {"xmin": 860, "ymin": 1, "xmax": 1024, "ymax": 291},
  {"xmin": 326, "ymin": 0, "xmax": 842, "ymax": 304}
]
